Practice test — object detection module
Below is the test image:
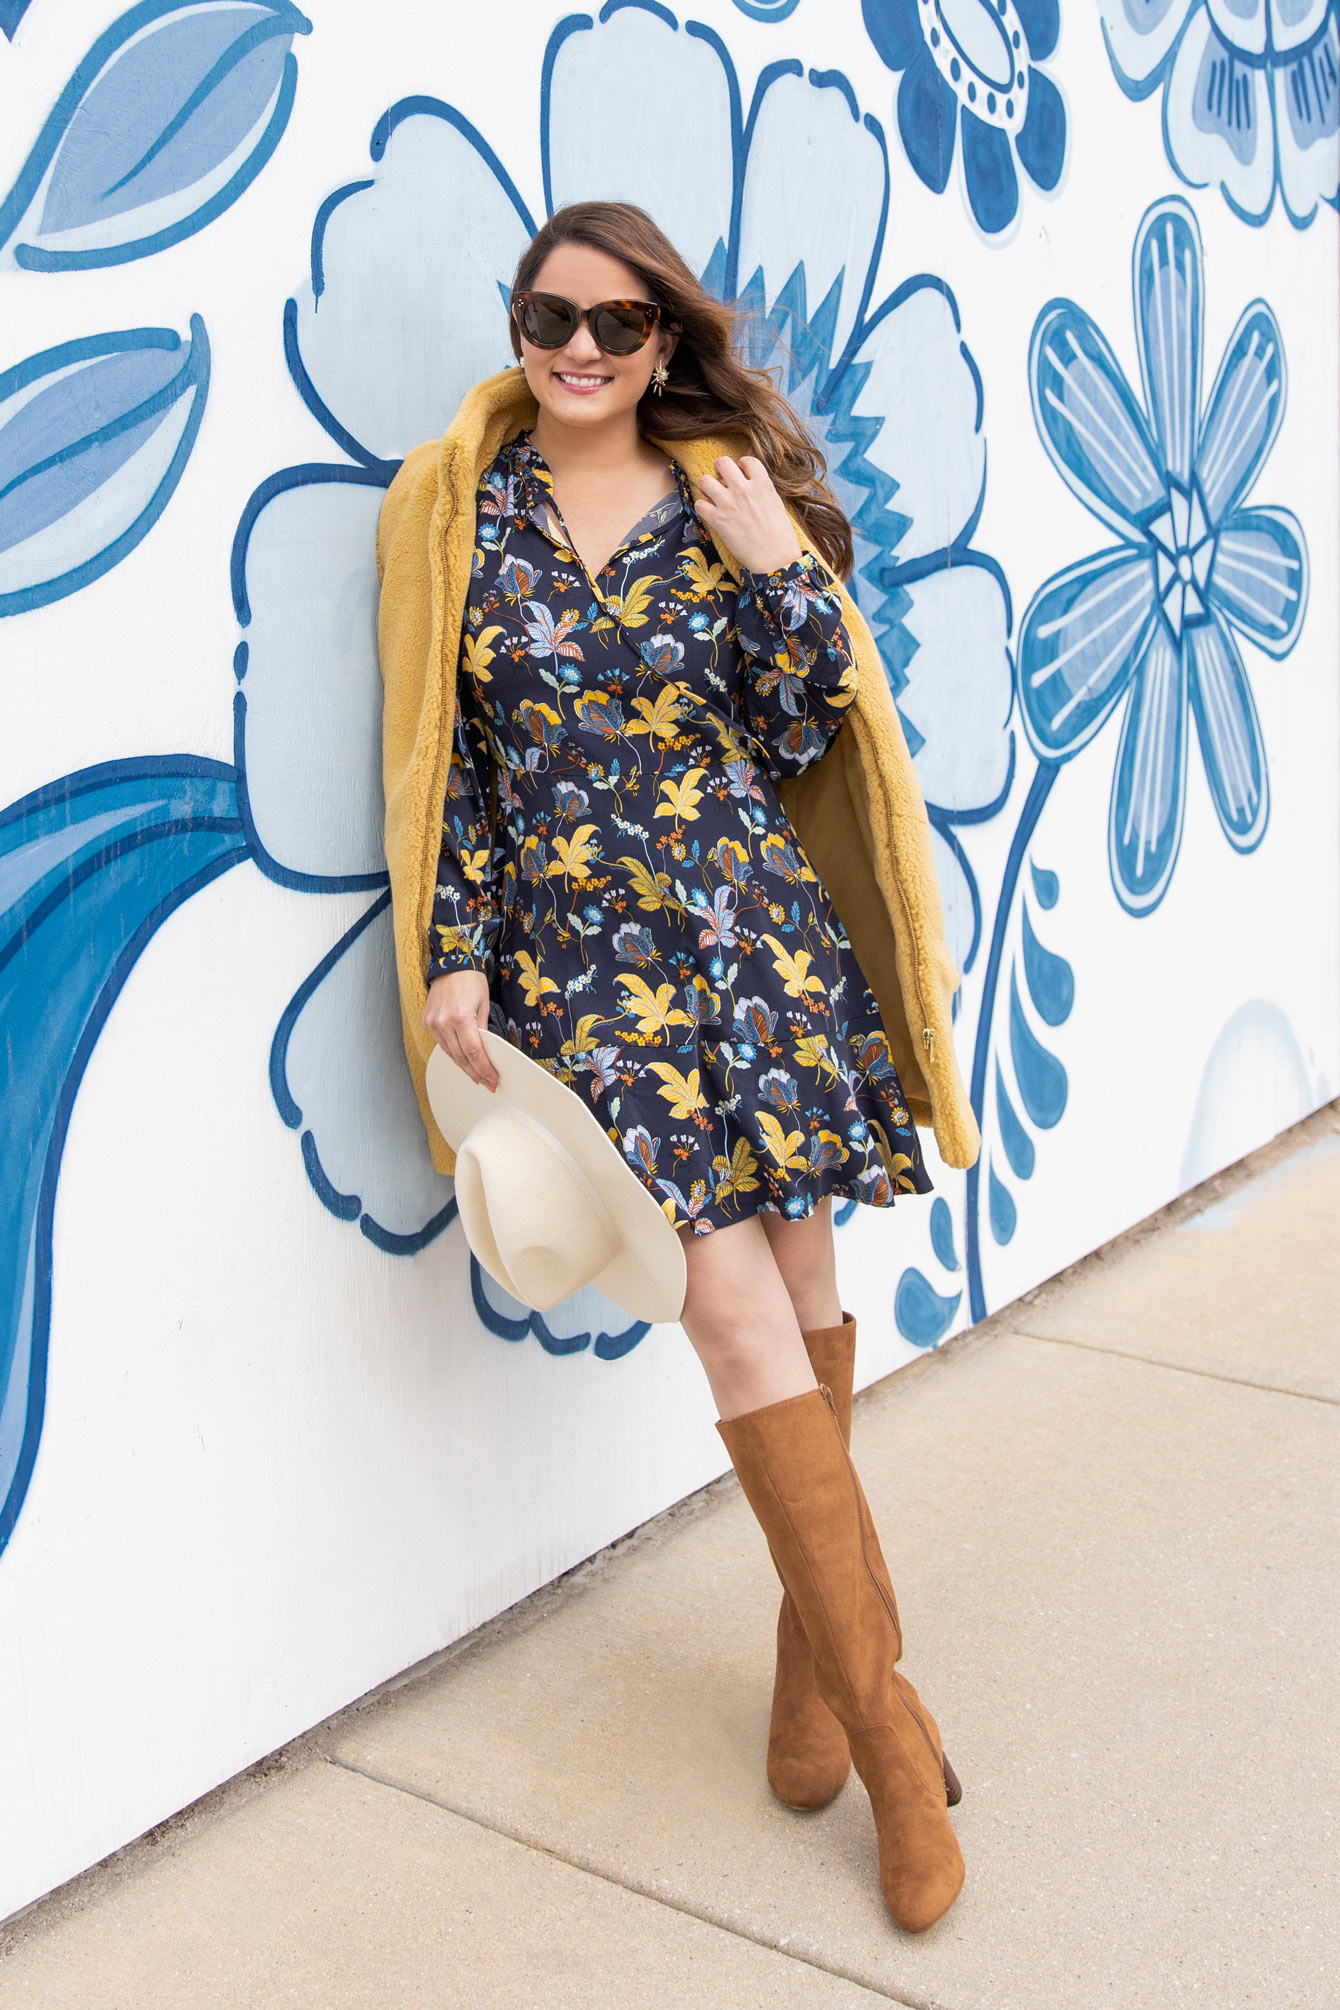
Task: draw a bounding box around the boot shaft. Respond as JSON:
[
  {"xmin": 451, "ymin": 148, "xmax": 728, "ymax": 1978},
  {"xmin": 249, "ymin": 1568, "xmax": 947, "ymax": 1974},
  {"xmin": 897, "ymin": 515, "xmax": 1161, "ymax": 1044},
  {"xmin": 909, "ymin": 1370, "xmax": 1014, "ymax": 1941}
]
[
  {"xmin": 719, "ymin": 1381, "xmax": 964, "ymax": 1932},
  {"xmin": 801, "ymin": 1311, "xmax": 856, "ymax": 1442},
  {"xmin": 719, "ymin": 1386, "xmax": 907, "ymax": 1731}
]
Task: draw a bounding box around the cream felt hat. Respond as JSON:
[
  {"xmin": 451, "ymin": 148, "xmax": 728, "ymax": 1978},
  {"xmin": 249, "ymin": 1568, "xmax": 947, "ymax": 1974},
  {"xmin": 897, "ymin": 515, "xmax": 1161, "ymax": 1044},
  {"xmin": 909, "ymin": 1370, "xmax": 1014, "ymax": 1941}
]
[{"xmin": 426, "ymin": 1030, "xmax": 687, "ymax": 1322}]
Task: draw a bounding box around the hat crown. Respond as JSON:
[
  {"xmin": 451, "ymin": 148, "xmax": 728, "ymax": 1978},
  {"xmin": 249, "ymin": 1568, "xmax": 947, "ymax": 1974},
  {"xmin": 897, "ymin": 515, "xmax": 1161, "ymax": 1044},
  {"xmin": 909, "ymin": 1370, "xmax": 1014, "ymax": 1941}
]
[{"xmin": 455, "ymin": 1106, "xmax": 617, "ymax": 1311}]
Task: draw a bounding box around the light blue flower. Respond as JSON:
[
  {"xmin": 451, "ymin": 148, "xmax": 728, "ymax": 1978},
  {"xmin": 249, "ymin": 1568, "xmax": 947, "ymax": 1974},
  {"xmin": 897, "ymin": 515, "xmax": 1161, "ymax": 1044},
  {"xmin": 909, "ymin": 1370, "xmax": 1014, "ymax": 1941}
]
[
  {"xmin": 1017, "ymin": 196, "xmax": 1309, "ymax": 916},
  {"xmin": 1101, "ymin": 0, "xmax": 1339, "ymax": 227},
  {"xmin": 0, "ymin": 0, "xmax": 311, "ymax": 269},
  {"xmin": 862, "ymin": 0, "xmax": 1067, "ymax": 233},
  {"xmin": 231, "ymin": 0, "xmax": 1013, "ymax": 1330},
  {"xmin": 0, "ymin": 319, "xmax": 209, "ymax": 615}
]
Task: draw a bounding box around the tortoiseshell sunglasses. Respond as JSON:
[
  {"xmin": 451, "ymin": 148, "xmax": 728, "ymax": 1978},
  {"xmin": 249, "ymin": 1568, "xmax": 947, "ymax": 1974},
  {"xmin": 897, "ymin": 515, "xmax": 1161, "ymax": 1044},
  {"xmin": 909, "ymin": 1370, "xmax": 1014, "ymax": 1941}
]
[{"xmin": 510, "ymin": 290, "xmax": 680, "ymax": 356}]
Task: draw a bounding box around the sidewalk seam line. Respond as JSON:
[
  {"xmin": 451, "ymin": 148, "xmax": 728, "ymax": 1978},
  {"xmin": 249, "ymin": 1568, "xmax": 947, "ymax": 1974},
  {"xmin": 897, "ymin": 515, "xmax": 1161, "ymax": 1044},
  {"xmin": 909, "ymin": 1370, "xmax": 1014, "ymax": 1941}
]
[
  {"xmin": 323, "ymin": 1754, "xmax": 929, "ymax": 2009},
  {"xmin": 1007, "ymin": 1328, "xmax": 1339, "ymax": 1406}
]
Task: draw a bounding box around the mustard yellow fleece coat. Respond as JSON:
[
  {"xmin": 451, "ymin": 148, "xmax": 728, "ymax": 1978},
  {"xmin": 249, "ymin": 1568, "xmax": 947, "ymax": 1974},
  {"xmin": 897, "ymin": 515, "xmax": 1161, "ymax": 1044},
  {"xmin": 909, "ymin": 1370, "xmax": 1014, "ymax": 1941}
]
[{"xmin": 375, "ymin": 367, "xmax": 982, "ymax": 1178}]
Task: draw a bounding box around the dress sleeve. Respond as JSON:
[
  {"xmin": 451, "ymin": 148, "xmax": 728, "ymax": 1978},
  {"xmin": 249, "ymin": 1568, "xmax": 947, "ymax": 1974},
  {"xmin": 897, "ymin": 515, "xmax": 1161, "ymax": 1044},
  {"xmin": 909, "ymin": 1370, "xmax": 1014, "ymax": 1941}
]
[
  {"xmin": 732, "ymin": 549, "xmax": 859, "ymax": 780},
  {"xmin": 426, "ymin": 682, "xmax": 503, "ymax": 984}
]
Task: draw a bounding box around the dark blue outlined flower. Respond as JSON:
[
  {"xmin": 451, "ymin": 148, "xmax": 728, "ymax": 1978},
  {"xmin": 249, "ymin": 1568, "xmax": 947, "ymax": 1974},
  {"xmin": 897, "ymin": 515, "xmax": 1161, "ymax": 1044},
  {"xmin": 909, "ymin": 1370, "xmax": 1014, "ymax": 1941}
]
[
  {"xmin": 1017, "ymin": 197, "xmax": 1308, "ymax": 915},
  {"xmin": 862, "ymin": 0, "xmax": 1067, "ymax": 233},
  {"xmin": 1102, "ymin": 0, "xmax": 1338, "ymax": 228}
]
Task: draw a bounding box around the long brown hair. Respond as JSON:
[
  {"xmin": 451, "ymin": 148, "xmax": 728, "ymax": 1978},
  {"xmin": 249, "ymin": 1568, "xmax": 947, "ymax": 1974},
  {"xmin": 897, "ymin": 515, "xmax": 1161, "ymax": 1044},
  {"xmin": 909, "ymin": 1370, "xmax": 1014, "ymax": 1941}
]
[{"xmin": 508, "ymin": 201, "xmax": 854, "ymax": 580}]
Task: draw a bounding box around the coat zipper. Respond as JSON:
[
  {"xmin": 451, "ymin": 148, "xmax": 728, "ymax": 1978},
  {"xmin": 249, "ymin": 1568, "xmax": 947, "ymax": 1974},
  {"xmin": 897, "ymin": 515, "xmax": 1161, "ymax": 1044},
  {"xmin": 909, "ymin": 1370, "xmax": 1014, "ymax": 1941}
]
[{"xmin": 819, "ymin": 1384, "xmax": 943, "ymax": 1775}]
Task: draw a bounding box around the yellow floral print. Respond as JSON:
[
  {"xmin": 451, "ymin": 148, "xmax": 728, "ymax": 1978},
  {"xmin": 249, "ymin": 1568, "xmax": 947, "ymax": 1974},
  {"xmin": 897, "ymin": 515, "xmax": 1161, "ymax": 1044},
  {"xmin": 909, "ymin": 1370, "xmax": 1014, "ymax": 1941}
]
[
  {"xmin": 654, "ymin": 768, "xmax": 708, "ymax": 821},
  {"xmin": 758, "ymin": 1110, "xmax": 809, "ymax": 1171},
  {"xmin": 761, "ymin": 934, "xmax": 827, "ymax": 999},
  {"xmin": 463, "ymin": 623, "xmax": 505, "ymax": 684},
  {"xmin": 546, "ymin": 823, "xmax": 600, "ymax": 883},
  {"xmin": 615, "ymin": 973, "xmax": 696, "ymax": 1037},
  {"xmin": 647, "ymin": 1062, "xmax": 708, "ymax": 1119},
  {"xmin": 514, "ymin": 948, "xmax": 560, "ymax": 1007}
]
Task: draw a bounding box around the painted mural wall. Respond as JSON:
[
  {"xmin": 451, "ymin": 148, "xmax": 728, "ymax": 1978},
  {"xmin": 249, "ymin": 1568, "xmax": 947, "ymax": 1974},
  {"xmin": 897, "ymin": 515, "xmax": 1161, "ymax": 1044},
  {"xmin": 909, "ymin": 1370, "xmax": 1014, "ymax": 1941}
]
[{"xmin": 1, "ymin": 0, "xmax": 1335, "ymax": 1918}]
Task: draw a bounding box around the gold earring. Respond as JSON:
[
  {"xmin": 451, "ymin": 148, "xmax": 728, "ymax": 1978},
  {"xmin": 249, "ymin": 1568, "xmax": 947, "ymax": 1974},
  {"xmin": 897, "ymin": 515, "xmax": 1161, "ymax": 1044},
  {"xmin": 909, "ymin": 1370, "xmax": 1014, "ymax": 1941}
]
[{"xmin": 650, "ymin": 360, "xmax": 669, "ymax": 396}]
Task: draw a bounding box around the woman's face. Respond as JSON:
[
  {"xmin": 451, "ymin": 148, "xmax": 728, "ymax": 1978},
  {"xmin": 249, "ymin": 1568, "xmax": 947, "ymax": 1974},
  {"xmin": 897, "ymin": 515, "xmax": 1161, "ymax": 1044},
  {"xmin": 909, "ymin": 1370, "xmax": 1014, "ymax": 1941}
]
[{"xmin": 516, "ymin": 241, "xmax": 676, "ymax": 431}]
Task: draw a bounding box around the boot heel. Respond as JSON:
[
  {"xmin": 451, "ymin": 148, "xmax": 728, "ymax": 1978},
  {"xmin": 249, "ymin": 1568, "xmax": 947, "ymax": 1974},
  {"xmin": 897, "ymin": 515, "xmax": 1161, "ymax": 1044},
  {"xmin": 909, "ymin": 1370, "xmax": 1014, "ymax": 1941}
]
[{"xmin": 942, "ymin": 1751, "xmax": 963, "ymax": 1807}]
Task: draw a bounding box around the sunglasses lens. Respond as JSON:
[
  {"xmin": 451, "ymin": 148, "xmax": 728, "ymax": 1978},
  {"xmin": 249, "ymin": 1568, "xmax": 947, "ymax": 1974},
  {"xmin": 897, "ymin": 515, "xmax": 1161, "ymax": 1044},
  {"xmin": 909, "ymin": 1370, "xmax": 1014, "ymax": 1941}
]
[
  {"xmin": 591, "ymin": 303, "xmax": 654, "ymax": 354},
  {"xmin": 517, "ymin": 294, "xmax": 577, "ymax": 347}
]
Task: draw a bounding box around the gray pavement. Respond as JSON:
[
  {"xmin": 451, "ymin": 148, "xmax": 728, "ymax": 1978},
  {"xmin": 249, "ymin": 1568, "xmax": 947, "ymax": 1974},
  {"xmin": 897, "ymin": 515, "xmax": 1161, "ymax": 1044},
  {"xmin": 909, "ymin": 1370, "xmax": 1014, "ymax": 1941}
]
[{"xmin": 3, "ymin": 1103, "xmax": 1337, "ymax": 2010}]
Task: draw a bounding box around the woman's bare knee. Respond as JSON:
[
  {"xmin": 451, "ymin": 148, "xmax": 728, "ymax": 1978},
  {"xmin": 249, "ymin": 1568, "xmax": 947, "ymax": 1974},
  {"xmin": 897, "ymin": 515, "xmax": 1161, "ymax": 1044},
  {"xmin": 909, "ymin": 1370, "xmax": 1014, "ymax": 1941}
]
[
  {"xmin": 674, "ymin": 1216, "xmax": 817, "ymax": 1419},
  {"xmin": 757, "ymin": 1201, "xmax": 842, "ymax": 1328}
]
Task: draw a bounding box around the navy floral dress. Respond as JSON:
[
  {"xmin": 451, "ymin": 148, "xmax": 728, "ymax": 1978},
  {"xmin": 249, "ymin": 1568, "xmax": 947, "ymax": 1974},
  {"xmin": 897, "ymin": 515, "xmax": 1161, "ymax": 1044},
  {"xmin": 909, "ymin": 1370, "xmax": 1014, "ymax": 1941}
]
[{"xmin": 429, "ymin": 432, "xmax": 932, "ymax": 1235}]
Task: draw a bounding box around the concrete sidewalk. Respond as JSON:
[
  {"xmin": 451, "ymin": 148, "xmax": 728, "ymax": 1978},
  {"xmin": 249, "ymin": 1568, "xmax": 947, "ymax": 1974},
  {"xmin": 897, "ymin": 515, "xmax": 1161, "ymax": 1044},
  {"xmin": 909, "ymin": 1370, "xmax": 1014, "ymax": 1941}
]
[{"xmin": 3, "ymin": 1106, "xmax": 1337, "ymax": 2010}]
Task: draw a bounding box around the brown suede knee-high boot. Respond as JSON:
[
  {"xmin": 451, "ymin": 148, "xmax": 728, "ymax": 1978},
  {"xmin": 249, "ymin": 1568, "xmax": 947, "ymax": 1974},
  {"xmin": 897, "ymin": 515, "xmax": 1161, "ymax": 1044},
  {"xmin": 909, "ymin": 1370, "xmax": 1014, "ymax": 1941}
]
[
  {"xmin": 768, "ymin": 1316, "xmax": 963, "ymax": 1815},
  {"xmin": 766, "ymin": 1313, "xmax": 858, "ymax": 1809},
  {"xmin": 720, "ymin": 1387, "xmax": 965, "ymax": 1933}
]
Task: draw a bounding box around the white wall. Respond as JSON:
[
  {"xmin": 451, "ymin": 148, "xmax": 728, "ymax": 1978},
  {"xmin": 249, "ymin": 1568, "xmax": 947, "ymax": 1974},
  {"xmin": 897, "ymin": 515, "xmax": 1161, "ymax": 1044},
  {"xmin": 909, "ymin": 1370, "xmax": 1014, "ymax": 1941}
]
[{"xmin": 1, "ymin": 0, "xmax": 1335, "ymax": 1918}]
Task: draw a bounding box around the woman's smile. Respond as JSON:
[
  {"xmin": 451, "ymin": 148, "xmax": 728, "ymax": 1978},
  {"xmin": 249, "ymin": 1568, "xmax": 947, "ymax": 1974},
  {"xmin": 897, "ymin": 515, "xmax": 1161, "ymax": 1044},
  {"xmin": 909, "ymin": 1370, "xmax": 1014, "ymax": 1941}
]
[{"xmin": 552, "ymin": 368, "xmax": 614, "ymax": 394}]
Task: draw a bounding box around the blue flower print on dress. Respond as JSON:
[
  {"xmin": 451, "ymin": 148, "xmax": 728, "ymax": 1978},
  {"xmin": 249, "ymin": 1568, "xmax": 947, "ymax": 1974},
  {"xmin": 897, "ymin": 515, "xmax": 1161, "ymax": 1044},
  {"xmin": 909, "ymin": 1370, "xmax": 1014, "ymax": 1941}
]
[
  {"xmin": 0, "ymin": 0, "xmax": 312, "ymax": 270},
  {"xmin": 232, "ymin": 0, "xmax": 1013, "ymax": 1349},
  {"xmin": 862, "ymin": 0, "xmax": 1067, "ymax": 233},
  {"xmin": 1101, "ymin": 0, "xmax": 1339, "ymax": 227},
  {"xmin": 1017, "ymin": 196, "xmax": 1309, "ymax": 916}
]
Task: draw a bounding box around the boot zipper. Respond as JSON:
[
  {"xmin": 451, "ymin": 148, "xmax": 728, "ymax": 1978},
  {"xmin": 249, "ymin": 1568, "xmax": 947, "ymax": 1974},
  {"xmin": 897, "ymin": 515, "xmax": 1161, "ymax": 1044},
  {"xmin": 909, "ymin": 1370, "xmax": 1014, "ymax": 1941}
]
[{"xmin": 818, "ymin": 1383, "xmax": 943, "ymax": 1774}]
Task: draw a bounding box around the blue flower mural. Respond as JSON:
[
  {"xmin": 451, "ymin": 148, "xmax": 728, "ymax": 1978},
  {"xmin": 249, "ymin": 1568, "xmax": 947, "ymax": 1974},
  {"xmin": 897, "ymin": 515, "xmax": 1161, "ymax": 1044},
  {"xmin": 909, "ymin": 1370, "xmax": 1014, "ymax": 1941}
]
[
  {"xmin": 1, "ymin": 0, "xmax": 34, "ymax": 41},
  {"xmin": 894, "ymin": 192, "xmax": 1310, "ymax": 1338},
  {"xmin": 862, "ymin": 0, "xmax": 1067, "ymax": 233},
  {"xmin": 0, "ymin": 320, "xmax": 210, "ymax": 615},
  {"xmin": 0, "ymin": 0, "xmax": 311, "ymax": 269},
  {"xmin": 1101, "ymin": 0, "xmax": 1339, "ymax": 227},
  {"xmin": 1018, "ymin": 195, "xmax": 1308, "ymax": 916},
  {"xmin": 0, "ymin": 0, "xmax": 1018, "ymax": 1554}
]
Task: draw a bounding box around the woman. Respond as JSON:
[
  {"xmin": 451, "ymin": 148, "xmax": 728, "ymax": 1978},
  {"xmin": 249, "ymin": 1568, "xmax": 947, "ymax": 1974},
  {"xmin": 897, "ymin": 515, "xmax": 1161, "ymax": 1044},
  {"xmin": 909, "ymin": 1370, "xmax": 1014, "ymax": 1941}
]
[{"xmin": 378, "ymin": 202, "xmax": 973, "ymax": 1933}]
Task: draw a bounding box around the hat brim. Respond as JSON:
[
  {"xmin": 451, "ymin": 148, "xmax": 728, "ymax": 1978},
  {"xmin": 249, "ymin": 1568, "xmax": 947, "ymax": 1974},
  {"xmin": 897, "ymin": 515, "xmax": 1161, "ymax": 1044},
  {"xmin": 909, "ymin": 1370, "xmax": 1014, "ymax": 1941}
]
[{"xmin": 426, "ymin": 1032, "xmax": 687, "ymax": 1323}]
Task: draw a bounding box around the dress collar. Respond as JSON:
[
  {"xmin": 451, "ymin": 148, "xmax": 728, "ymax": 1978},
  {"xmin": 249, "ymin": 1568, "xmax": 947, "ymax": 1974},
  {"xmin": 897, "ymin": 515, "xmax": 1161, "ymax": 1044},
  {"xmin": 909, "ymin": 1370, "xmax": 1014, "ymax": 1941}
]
[{"xmin": 502, "ymin": 430, "xmax": 690, "ymax": 559}]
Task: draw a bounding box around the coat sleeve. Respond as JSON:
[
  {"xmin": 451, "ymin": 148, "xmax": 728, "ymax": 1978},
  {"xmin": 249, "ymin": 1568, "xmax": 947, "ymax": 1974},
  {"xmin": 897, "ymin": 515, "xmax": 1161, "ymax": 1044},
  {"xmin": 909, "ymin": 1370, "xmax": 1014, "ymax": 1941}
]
[
  {"xmin": 427, "ymin": 681, "xmax": 503, "ymax": 983},
  {"xmin": 732, "ymin": 551, "xmax": 859, "ymax": 780}
]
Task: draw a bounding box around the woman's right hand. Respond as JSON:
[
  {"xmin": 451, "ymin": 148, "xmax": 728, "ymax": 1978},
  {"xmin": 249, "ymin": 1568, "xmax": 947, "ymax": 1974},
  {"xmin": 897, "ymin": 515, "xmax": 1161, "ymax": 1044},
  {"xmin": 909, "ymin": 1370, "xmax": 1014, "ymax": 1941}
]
[{"xmin": 423, "ymin": 969, "xmax": 499, "ymax": 1092}]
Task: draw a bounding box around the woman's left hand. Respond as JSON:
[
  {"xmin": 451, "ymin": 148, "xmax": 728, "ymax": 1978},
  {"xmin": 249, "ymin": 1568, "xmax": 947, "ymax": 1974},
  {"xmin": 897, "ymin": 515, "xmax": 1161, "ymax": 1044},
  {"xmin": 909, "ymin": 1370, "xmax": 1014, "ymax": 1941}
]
[{"xmin": 694, "ymin": 455, "xmax": 803, "ymax": 575}]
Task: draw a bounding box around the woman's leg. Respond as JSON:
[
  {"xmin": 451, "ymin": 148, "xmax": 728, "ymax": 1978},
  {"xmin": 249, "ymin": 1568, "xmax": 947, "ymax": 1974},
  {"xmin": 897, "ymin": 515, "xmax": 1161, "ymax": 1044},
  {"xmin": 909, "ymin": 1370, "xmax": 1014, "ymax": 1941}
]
[
  {"xmin": 755, "ymin": 1196, "xmax": 843, "ymax": 1331},
  {"xmin": 742, "ymin": 1200, "xmax": 858, "ymax": 1808},
  {"xmin": 675, "ymin": 1213, "xmax": 818, "ymax": 1420}
]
